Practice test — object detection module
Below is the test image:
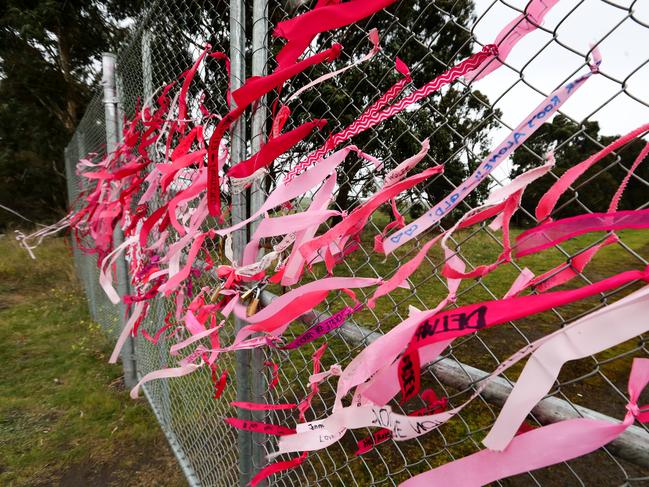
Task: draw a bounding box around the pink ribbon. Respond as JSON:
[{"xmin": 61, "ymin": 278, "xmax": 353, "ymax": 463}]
[
  {"xmin": 398, "ymin": 268, "xmax": 649, "ymax": 403},
  {"xmin": 109, "ymin": 300, "xmax": 147, "ymax": 364},
  {"xmin": 283, "ymin": 45, "xmax": 495, "ymax": 182},
  {"xmin": 242, "ymin": 209, "xmax": 342, "ymax": 266},
  {"xmin": 225, "ymin": 418, "xmax": 296, "ymax": 436},
  {"xmin": 298, "ymin": 343, "xmax": 330, "ymax": 422},
  {"xmin": 515, "ymin": 209, "xmax": 649, "ymax": 257},
  {"xmin": 207, "ymin": 43, "xmax": 343, "ymax": 216},
  {"xmin": 402, "ymin": 358, "xmax": 649, "ymax": 487},
  {"xmin": 464, "ymin": 0, "xmax": 561, "ymax": 82},
  {"xmin": 270, "ymin": 269, "xmax": 649, "ymax": 457},
  {"xmin": 283, "ymin": 29, "xmax": 381, "ymax": 105},
  {"xmin": 232, "ymin": 401, "xmax": 296, "ymax": 411},
  {"xmin": 385, "ymin": 51, "xmax": 601, "ymax": 253},
  {"xmin": 215, "ymin": 146, "xmax": 376, "ymax": 237},
  {"xmin": 300, "ymin": 163, "xmax": 445, "ymax": 271},
  {"xmin": 536, "ymin": 122, "xmax": 649, "ymax": 222},
  {"xmin": 130, "ymin": 362, "xmax": 201, "ymax": 399},
  {"xmin": 281, "ymin": 174, "xmax": 337, "ymax": 286},
  {"xmin": 250, "ymin": 452, "xmax": 308, "ymax": 487},
  {"xmin": 277, "ymin": 304, "xmax": 362, "ymax": 350},
  {"xmin": 233, "ymin": 277, "xmax": 380, "ymax": 344},
  {"xmin": 272, "ymin": 0, "xmax": 396, "ymax": 68},
  {"xmin": 483, "ymin": 282, "xmax": 649, "ymax": 450},
  {"xmin": 226, "ymin": 119, "xmax": 327, "ymax": 178}
]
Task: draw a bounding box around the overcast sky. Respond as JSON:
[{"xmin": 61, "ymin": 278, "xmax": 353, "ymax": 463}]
[
  {"xmin": 469, "ymin": 0, "xmax": 649, "ymax": 180},
  {"xmin": 472, "ymin": 0, "xmax": 649, "ymax": 133}
]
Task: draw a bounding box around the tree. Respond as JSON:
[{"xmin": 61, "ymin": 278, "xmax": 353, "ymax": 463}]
[
  {"xmin": 0, "ymin": 0, "xmax": 143, "ymax": 228},
  {"xmin": 1, "ymin": 0, "xmax": 504, "ymax": 228},
  {"xmin": 509, "ymin": 114, "xmax": 648, "ymax": 226},
  {"xmin": 267, "ymin": 0, "xmax": 501, "ymax": 220}
]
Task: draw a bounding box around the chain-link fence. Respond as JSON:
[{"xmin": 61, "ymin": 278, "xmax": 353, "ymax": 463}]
[
  {"xmin": 64, "ymin": 1, "xmax": 649, "ymax": 486},
  {"xmin": 64, "ymin": 90, "xmax": 126, "ymax": 341}
]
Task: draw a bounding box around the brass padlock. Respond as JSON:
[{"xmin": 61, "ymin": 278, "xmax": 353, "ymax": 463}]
[
  {"xmin": 216, "ymin": 237, "xmax": 225, "ymax": 261},
  {"xmin": 246, "ymin": 297, "xmax": 260, "ymax": 317},
  {"xmin": 240, "ymin": 286, "xmax": 255, "ymax": 303},
  {"xmin": 209, "ymin": 283, "xmax": 223, "ymax": 302}
]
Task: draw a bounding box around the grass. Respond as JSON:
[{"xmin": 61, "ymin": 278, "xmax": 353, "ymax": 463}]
[
  {"xmin": 264, "ymin": 214, "xmax": 649, "ymax": 485},
  {"xmin": 0, "ymin": 236, "xmax": 185, "ymax": 487},
  {"xmin": 2, "ymin": 214, "xmax": 647, "ymax": 486}
]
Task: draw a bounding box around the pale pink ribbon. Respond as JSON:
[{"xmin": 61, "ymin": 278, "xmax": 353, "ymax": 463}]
[
  {"xmin": 272, "ymin": 279, "xmax": 649, "ymax": 457},
  {"xmin": 384, "ymin": 49, "xmax": 601, "ymax": 253},
  {"xmin": 464, "ymin": 0, "xmax": 561, "ymax": 83},
  {"xmin": 401, "ymin": 357, "xmax": 649, "ymax": 487},
  {"xmin": 215, "ymin": 146, "xmax": 379, "ymax": 237},
  {"xmin": 281, "ymin": 174, "xmax": 337, "ymax": 286}
]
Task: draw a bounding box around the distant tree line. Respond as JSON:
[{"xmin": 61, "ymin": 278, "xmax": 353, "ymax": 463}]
[
  {"xmin": 510, "ymin": 114, "xmax": 649, "ymax": 225},
  {"xmin": 0, "ymin": 0, "xmax": 643, "ymax": 230},
  {"xmin": 0, "ymin": 0, "xmax": 142, "ymax": 229}
]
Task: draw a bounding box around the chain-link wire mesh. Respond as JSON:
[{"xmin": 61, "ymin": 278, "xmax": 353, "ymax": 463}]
[
  {"xmin": 116, "ymin": 1, "xmax": 243, "ymax": 486},
  {"xmin": 64, "ymin": 1, "xmax": 241, "ymax": 485},
  {"xmin": 64, "ymin": 90, "xmax": 126, "ymax": 340},
  {"xmin": 254, "ymin": 1, "xmax": 649, "ymax": 486},
  {"xmin": 63, "ymin": 1, "xmax": 649, "ymax": 486}
]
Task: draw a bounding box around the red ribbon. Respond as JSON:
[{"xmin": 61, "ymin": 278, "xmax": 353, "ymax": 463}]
[
  {"xmin": 207, "ymin": 44, "xmax": 343, "ymax": 217},
  {"xmin": 227, "ymin": 119, "xmax": 327, "ymax": 178},
  {"xmin": 224, "ymin": 418, "xmax": 296, "ymax": 436},
  {"xmin": 273, "ymin": 0, "xmax": 397, "ymax": 68},
  {"xmin": 250, "ymin": 452, "xmax": 308, "ymax": 487}
]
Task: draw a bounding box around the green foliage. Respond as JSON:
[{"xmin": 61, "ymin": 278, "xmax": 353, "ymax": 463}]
[
  {"xmin": 0, "ymin": 0, "xmax": 143, "ymax": 229},
  {"xmin": 510, "ymin": 114, "xmax": 649, "ymax": 225},
  {"xmin": 267, "ymin": 0, "xmax": 500, "ymax": 217},
  {"xmin": 0, "ymin": 0, "xmax": 501, "ymax": 229}
]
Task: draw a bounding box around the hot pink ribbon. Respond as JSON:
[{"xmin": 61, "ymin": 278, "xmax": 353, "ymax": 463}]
[{"xmin": 233, "ymin": 277, "xmax": 381, "ymax": 344}]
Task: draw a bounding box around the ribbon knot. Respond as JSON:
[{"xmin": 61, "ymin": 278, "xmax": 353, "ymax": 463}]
[
  {"xmin": 484, "ymin": 44, "xmax": 499, "ymax": 57},
  {"xmin": 327, "ymin": 43, "xmax": 343, "ymax": 61},
  {"xmin": 625, "ymin": 402, "xmax": 640, "ymax": 417},
  {"xmin": 330, "ymin": 364, "xmax": 343, "ymax": 376},
  {"xmin": 625, "ymin": 402, "xmax": 649, "ymax": 423},
  {"xmin": 216, "ymin": 265, "xmax": 240, "ymax": 288},
  {"xmin": 309, "ymin": 363, "xmax": 342, "ymax": 384}
]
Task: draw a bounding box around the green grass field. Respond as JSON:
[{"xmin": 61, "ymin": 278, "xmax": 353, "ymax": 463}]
[
  {"xmin": 2, "ymin": 220, "xmax": 648, "ymax": 486},
  {"xmin": 0, "ymin": 236, "xmax": 184, "ymax": 487},
  {"xmin": 263, "ymin": 220, "xmax": 649, "ymax": 485}
]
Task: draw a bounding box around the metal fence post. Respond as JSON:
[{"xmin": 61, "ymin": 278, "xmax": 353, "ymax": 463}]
[
  {"xmin": 250, "ymin": 0, "xmax": 269, "ymax": 481},
  {"xmin": 102, "ymin": 52, "xmax": 138, "ymax": 389},
  {"xmin": 229, "ymin": 2, "xmax": 253, "ymax": 485}
]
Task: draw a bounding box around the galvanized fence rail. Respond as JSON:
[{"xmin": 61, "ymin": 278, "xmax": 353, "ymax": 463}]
[{"xmin": 63, "ymin": 1, "xmax": 649, "ymax": 486}]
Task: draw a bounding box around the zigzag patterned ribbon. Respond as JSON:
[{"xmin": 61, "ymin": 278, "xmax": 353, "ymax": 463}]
[
  {"xmin": 384, "ymin": 52, "xmax": 601, "ymax": 254},
  {"xmin": 283, "ymin": 44, "xmax": 497, "ymax": 183}
]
